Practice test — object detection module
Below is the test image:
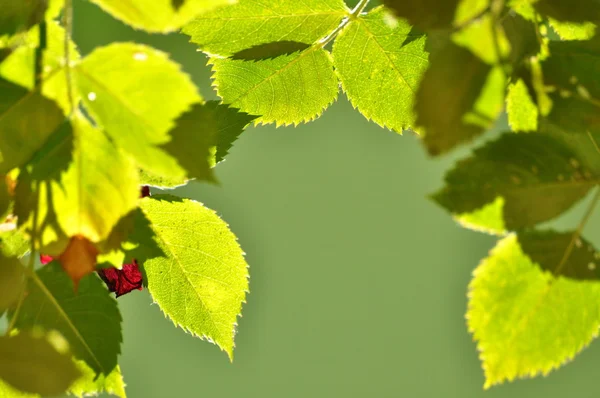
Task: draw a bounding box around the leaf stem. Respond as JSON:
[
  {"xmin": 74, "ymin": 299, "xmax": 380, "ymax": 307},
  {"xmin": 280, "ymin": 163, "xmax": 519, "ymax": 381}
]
[
  {"xmin": 555, "ymin": 188, "xmax": 600, "ymax": 275},
  {"xmin": 318, "ymin": 0, "xmax": 371, "ymax": 48},
  {"xmin": 63, "ymin": 0, "xmax": 75, "ymax": 116},
  {"xmin": 34, "ymin": 20, "xmax": 47, "ymax": 88}
]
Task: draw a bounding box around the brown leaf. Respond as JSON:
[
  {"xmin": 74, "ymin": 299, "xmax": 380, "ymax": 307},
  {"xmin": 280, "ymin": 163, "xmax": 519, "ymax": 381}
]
[{"xmin": 58, "ymin": 236, "xmax": 98, "ymax": 290}]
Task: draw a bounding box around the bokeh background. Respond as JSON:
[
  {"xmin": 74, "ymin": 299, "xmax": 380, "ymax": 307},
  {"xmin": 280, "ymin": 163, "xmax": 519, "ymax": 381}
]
[{"xmin": 72, "ymin": 1, "xmax": 600, "ymax": 397}]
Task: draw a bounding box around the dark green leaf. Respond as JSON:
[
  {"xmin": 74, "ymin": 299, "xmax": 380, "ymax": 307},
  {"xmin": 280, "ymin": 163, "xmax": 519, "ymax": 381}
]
[
  {"xmin": 502, "ymin": 12, "xmax": 541, "ymax": 66},
  {"xmin": 382, "ymin": 0, "xmax": 461, "ymax": 30},
  {"xmin": 207, "ymin": 101, "xmax": 257, "ymax": 164},
  {"xmin": 0, "ymin": 0, "xmax": 48, "ymax": 37},
  {"xmin": 543, "ymin": 93, "xmax": 600, "ymax": 135},
  {"xmin": 518, "ymin": 230, "xmax": 600, "ymax": 280},
  {"xmin": 416, "ymin": 42, "xmax": 502, "ymax": 155},
  {"xmin": 14, "ymin": 262, "xmax": 122, "ymax": 376},
  {"xmin": 0, "ymin": 332, "xmax": 80, "ymax": 396},
  {"xmin": 432, "ymin": 131, "xmax": 600, "ymax": 233},
  {"xmin": 535, "ymin": 0, "xmax": 600, "ymax": 23},
  {"xmin": 0, "ymin": 253, "xmax": 24, "ymax": 311}
]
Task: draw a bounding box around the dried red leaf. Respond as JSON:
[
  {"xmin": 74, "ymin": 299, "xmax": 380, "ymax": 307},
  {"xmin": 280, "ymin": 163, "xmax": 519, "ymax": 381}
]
[
  {"xmin": 97, "ymin": 260, "xmax": 143, "ymax": 297},
  {"xmin": 140, "ymin": 185, "xmax": 150, "ymax": 198}
]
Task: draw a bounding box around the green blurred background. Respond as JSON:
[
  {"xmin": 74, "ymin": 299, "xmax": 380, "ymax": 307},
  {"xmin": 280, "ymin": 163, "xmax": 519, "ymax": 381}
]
[{"xmin": 72, "ymin": 1, "xmax": 600, "ymax": 397}]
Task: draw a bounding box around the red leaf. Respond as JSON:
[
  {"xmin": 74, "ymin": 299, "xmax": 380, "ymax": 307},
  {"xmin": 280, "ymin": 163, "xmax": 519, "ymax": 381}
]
[
  {"xmin": 40, "ymin": 254, "xmax": 54, "ymax": 265},
  {"xmin": 140, "ymin": 185, "xmax": 150, "ymax": 198},
  {"xmin": 97, "ymin": 260, "xmax": 143, "ymax": 297}
]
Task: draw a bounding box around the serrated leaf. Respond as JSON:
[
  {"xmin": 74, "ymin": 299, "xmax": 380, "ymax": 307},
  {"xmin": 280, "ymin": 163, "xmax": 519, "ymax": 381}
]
[
  {"xmin": 88, "ymin": 0, "xmax": 235, "ymax": 33},
  {"xmin": 534, "ymin": 0, "xmax": 600, "ymax": 23},
  {"xmin": 182, "ymin": 0, "xmax": 347, "ymax": 57},
  {"xmin": 0, "ymin": 331, "xmax": 81, "ymax": 396},
  {"xmin": 518, "ymin": 230, "xmax": 600, "ymax": 280},
  {"xmin": 209, "ymin": 101, "xmax": 257, "ymax": 163},
  {"xmin": 0, "ymin": 254, "xmax": 24, "ymax": 311},
  {"xmin": 68, "ymin": 361, "xmax": 126, "ymax": 398},
  {"xmin": 14, "ymin": 262, "xmax": 123, "ymax": 376},
  {"xmin": 381, "ymin": 0, "xmax": 460, "ymax": 30},
  {"xmin": 332, "ymin": 6, "xmax": 428, "ymax": 132},
  {"xmin": 137, "ymin": 195, "xmax": 248, "ymax": 358},
  {"xmin": 0, "ymin": 21, "xmax": 80, "ymax": 114},
  {"xmin": 76, "ymin": 43, "xmax": 201, "ymax": 177},
  {"xmin": 211, "ymin": 46, "xmax": 338, "ymax": 125},
  {"xmin": 416, "ymin": 42, "xmax": 503, "ymax": 155},
  {"xmin": 468, "ymin": 234, "xmax": 600, "ymax": 387},
  {"xmin": 0, "ymin": 0, "xmax": 47, "ymax": 37},
  {"xmin": 432, "ymin": 131, "xmax": 600, "ymax": 233},
  {"xmin": 0, "ymin": 80, "xmax": 64, "ymax": 174},
  {"xmin": 139, "ymin": 169, "xmax": 188, "ymax": 189},
  {"xmin": 507, "ymin": 78, "xmax": 538, "ymax": 132},
  {"xmin": 549, "ymin": 19, "xmax": 596, "ymax": 40}
]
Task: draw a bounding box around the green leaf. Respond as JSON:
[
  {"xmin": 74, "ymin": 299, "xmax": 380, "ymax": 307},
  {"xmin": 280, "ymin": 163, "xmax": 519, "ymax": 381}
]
[
  {"xmin": 549, "ymin": 19, "xmax": 596, "ymax": 40},
  {"xmin": 507, "ymin": 78, "xmax": 538, "ymax": 132},
  {"xmin": 138, "ymin": 195, "xmax": 248, "ymax": 358},
  {"xmin": 68, "ymin": 361, "xmax": 126, "ymax": 398},
  {"xmin": 416, "ymin": 42, "xmax": 503, "ymax": 155},
  {"xmin": 332, "ymin": 6, "xmax": 428, "ymax": 132},
  {"xmin": 211, "ymin": 46, "xmax": 338, "ymax": 125},
  {"xmin": 0, "ymin": 331, "xmax": 81, "ymax": 396},
  {"xmin": 0, "ymin": 379, "xmax": 36, "ymax": 397},
  {"xmin": 0, "ymin": 81, "xmax": 64, "ymax": 174},
  {"xmin": 501, "ymin": 12, "xmax": 541, "ymax": 66},
  {"xmin": 182, "ymin": 0, "xmax": 347, "ymax": 57},
  {"xmin": 139, "ymin": 169, "xmax": 188, "ymax": 190},
  {"xmin": 14, "ymin": 262, "xmax": 123, "ymax": 376},
  {"xmin": 210, "ymin": 102, "xmax": 257, "ymax": 163},
  {"xmin": 0, "ymin": 229, "xmax": 29, "ymax": 258},
  {"xmin": 534, "ymin": 0, "xmax": 600, "ymax": 23},
  {"xmin": 543, "ymin": 93, "xmax": 600, "ymax": 136},
  {"xmin": 0, "ymin": 0, "xmax": 47, "ymax": 37},
  {"xmin": 381, "ymin": 0, "xmax": 460, "ymax": 30},
  {"xmin": 467, "ymin": 234, "xmax": 600, "ymax": 387},
  {"xmin": 518, "ymin": 230, "xmax": 600, "ymax": 280},
  {"xmin": 88, "ymin": 0, "xmax": 235, "ymax": 33},
  {"xmin": 452, "ymin": 14, "xmax": 511, "ymax": 65},
  {"xmin": 0, "ymin": 254, "xmax": 24, "ymax": 311},
  {"xmin": 76, "ymin": 43, "xmax": 201, "ymax": 177},
  {"xmin": 231, "ymin": 41, "xmax": 311, "ymax": 61},
  {"xmin": 432, "ymin": 131, "xmax": 600, "ymax": 233},
  {"xmin": 0, "ymin": 21, "xmax": 80, "ymax": 114}
]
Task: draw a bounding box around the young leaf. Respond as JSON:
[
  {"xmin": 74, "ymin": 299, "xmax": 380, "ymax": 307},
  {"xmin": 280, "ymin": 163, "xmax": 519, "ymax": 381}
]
[
  {"xmin": 14, "ymin": 262, "xmax": 123, "ymax": 376},
  {"xmin": 0, "ymin": 81, "xmax": 64, "ymax": 174},
  {"xmin": 0, "ymin": 253, "xmax": 24, "ymax": 311},
  {"xmin": 182, "ymin": 0, "xmax": 347, "ymax": 57},
  {"xmin": 416, "ymin": 42, "xmax": 502, "ymax": 155},
  {"xmin": 332, "ymin": 6, "xmax": 428, "ymax": 133},
  {"xmin": 0, "ymin": 332, "xmax": 81, "ymax": 396},
  {"xmin": 549, "ymin": 19, "xmax": 596, "ymax": 40},
  {"xmin": 139, "ymin": 169, "xmax": 188, "ymax": 190},
  {"xmin": 381, "ymin": 0, "xmax": 461, "ymax": 30},
  {"xmin": 534, "ymin": 0, "xmax": 600, "ymax": 23},
  {"xmin": 211, "ymin": 46, "xmax": 338, "ymax": 126},
  {"xmin": 432, "ymin": 132, "xmax": 600, "ymax": 233},
  {"xmin": 506, "ymin": 78, "xmax": 538, "ymax": 132},
  {"xmin": 138, "ymin": 195, "xmax": 249, "ymax": 358},
  {"xmin": 76, "ymin": 43, "xmax": 201, "ymax": 177},
  {"xmin": 0, "ymin": 0, "xmax": 48, "ymax": 37},
  {"xmin": 68, "ymin": 361, "xmax": 126, "ymax": 398},
  {"xmin": 87, "ymin": 0, "xmax": 234, "ymax": 33},
  {"xmin": 468, "ymin": 234, "xmax": 600, "ymax": 388}
]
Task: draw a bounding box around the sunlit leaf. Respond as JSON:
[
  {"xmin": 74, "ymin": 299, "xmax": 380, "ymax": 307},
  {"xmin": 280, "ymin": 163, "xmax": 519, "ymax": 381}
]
[
  {"xmin": 138, "ymin": 195, "xmax": 248, "ymax": 358},
  {"xmin": 88, "ymin": 0, "xmax": 236, "ymax": 33},
  {"xmin": 507, "ymin": 78, "xmax": 538, "ymax": 132},
  {"xmin": 211, "ymin": 46, "xmax": 338, "ymax": 125},
  {"xmin": 333, "ymin": 6, "xmax": 428, "ymax": 132},
  {"xmin": 468, "ymin": 234, "xmax": 600, "ymax": 387},
  {"xmin": 76, "ymin": 43, "xmax": 201, "ymax": 177},
  {"xmin": 68, "ymin": 361, "xmax": 126, "ymax": 398},
  {"xmin": 182, "ymin": 0, "xmax": 346, "ymax": 56},
  {"xmin": 534, "ymin": 0, "xmax": 600, "ymax": 23}
]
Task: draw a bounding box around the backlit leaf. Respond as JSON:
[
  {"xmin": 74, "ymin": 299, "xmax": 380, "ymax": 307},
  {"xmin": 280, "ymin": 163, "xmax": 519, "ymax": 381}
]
[
  {"xmin": 0, "ymin": 0, "xmax": 47, "ymax": 37},
  {"xmin": 468, "ymin": 234, "xmax": 600, "ymax": 387},
  {"xmin": 68, "ymin": 361, "xmax": 126, "ymax": 398},
  {"xmin": 211, "ymin": 46, "xmax": 338, "ymax": 125},
  {"xmin": 534, "ymin": 0, "xmax": 600, "ymax": 23},
  {"xmin": 381, "ymin": 0, "xmax": 460, "ymax": 30},
  {"xmin": 76, "ymin": 43, "xmax": 200, "ymax": 177},
  {"xmin": 138, "ymin": 195, "xmax": 248, "ymax": 358},
  {"xmin": 507, "ymin": 78, "xmax": 538, "ymax": 132},
  {"xmin": 88, "ymin": 0, "xmax": 235, "ymax": 33},
  {"xmin": 0, "ymin": 253, "xmax": 24, "ymax": 311},
  {"xmin": 432, "ymin": 131, "xmax": 600, "ymax": 233},
  {"xmin": 549, "ymin": 19, "xmax": 596, "ymax": 40},
  {"xmin": 14, "ymin": 262, "xmax": 122, "ymax": 376},
  {"xmin": 333, "ymin": 6, "xmax": 428, "ymax": 132},
  {"xmin": 182, "ymin": 0, "xmax": 347, "ymax": 56},
  {"xmin": 0, "ymin": 331, "xmax": 80, "ymax": 396}
]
